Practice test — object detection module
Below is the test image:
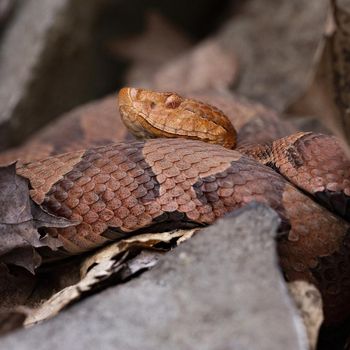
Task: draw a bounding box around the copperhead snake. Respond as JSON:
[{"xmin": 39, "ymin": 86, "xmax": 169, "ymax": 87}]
[{"xmin": 1, "ymin": 88, "xmax": 350, "ymax": 327}]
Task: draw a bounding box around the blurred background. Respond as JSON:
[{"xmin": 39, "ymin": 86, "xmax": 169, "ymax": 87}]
[{"xmin": 0, "ymin": 0, "xmax": 327, "ymax": 148}]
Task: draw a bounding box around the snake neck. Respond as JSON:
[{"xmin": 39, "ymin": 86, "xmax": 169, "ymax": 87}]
[
  {"xmin": 237, "ymin": 143, "xmax": 276, "ymax": 169},
  {"xmin": 237, "ymin": 132, "xmax": 313, "ymax": 170}
]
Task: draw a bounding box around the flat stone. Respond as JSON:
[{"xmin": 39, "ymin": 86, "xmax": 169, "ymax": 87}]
[{"xmin": 1, "ymin": 203, "xmax": 307, "ymax": 350}]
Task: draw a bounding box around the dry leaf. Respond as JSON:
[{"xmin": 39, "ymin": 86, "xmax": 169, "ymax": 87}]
[
  {"xmin": 80, "ymin": 229, "xmax": 196, "ymax": 276},
  {"xmin": 0, "ymin": 164, "xmax": 76, "ymax": 272},
  {"xmin": 24, "ymin": 254, "xmax": 126, "ymax": 326},
  {"xmin": 288, "ymin": 280, "xmax": 323, "ymax": 350},
  {"xmin": 286, "ymin": 0, "xmax": 350, "ymax": 151},
  {"xmin": 25, "ymin": 229, "xmax": 197, "ymax": 326}
]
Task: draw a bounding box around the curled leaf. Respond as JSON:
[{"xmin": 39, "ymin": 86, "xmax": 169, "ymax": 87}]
[{"xmin": 0, "ymin": 164, "xmax": 76, "ymax": 272}]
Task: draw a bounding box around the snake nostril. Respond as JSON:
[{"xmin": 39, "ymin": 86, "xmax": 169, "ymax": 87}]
[{"xmin": 150, "ymin": 102, "xmax": 156, "ymax": 109}]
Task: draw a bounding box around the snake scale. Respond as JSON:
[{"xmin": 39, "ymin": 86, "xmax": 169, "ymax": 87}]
[{"xmin": 1, "ymin": 88, "xmax": 350, "ymax": 326}]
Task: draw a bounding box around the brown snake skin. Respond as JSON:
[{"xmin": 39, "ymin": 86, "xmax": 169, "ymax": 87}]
[{"xmin": 2, "ymin": 88, "xmax": 350, "ymax": 326}]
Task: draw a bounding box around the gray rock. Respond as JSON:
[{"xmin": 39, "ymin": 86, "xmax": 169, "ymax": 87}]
[
  {"xmin": 218, "ymin": 0, "xmax": 328, "ymax": 111},
  {"xmin": 1, "ymin": 204, "xmax": 307, "ymax": 350},
  {"xmin": 0, "ymin": 0, "xmax": 119, "ymax": 150}
]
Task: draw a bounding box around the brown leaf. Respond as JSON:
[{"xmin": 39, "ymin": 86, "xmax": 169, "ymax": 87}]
[
  {"xmin": 0, "ymin": 164, "xmax": 76, "ymax": 272},
  {"xmin": 286, "ymin": 0, "xmax": 350, "ymax": 152}
]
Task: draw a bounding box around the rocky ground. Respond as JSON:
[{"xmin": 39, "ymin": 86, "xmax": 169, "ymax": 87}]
[
  {"xmin": 0, "ymin": 204, "xmax": 308, "ymax": 350},
  {"xmin": 0, "ymin": 0, "xmax": 341, "ymax": 349}
]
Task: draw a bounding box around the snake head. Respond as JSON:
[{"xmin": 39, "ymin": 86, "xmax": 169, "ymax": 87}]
[{"xmin": 118, "ymin": 87, "xmax": 236, "ymax": 149}]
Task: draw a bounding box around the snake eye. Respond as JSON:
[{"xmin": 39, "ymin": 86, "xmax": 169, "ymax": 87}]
[{"xmin": 165, "ymin": 94, "xmax": 182, "ymax": 109}]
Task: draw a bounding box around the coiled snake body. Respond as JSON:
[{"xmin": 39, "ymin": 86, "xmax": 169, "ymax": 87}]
[{"xmin": 2, "ymin": 88, "xmax": 350, "ymax": 326}]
